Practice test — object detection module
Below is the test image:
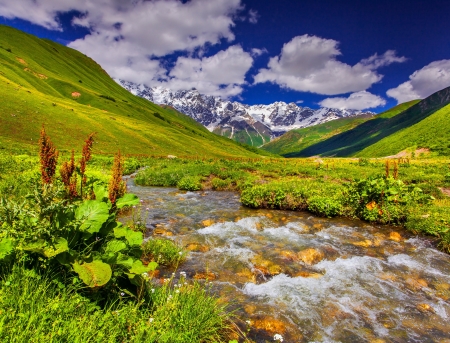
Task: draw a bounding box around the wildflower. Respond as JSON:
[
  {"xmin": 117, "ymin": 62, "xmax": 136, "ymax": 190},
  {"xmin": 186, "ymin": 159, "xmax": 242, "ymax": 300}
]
[
  {"xmin": 151, "ymin": 289, "xmax": 155, "ymax": 293},
  {"xmin": 274, "ymin": 334, "xmax": 283, "ymax": 342},
  {"xmin": 146, "ymin": 208, "xmax": 150, "ymax": 211},
  {"xmin": 39, "ymin": 126, "xmax": 58, "ymax": 185},
  {"xmin": 109, "ymin": 150, "xmax": 126, "ymax": 207},
  {"xmin": 120, "ymin": 292, "xmax": 125, "ymax": 296},
  {"xmin": 180, "ymin": 271, "xmax": 186, "ymax": 276},
  {"xmin": 246, "ymin": 320, "xmax": 251, "ymax": 325},
  {"xmin": 149, "ymin": 318, "xmax": 154, "ymax": 323},
  {"xmin": 175, "ymin": 289, "xmax": 180, "ymax": 293},
  {"xmin": 178, "ymin": 252, "xmax": 183, "ymax": 255}
]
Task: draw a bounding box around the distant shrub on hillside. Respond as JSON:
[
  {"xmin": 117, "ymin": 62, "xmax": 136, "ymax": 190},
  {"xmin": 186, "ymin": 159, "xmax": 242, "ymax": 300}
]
[{"xmin": 99, "ymin": 94, "xmax": 116, "ymax": 102}]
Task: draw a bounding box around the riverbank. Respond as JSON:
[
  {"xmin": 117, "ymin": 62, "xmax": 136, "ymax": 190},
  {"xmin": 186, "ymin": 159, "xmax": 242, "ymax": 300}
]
[{"xmin": 134, "ymin": 156, "xmax": 450, "ymax": 252}]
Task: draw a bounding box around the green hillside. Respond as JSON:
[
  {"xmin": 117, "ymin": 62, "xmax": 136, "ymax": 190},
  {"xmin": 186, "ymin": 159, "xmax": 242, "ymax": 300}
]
[
  {"xmin": 261, "ymin": 114, "xmax": 373, "ymax": 155},
  {"xmin": 0, "ymin": 25, "xmax": 267, "ymax": 158},
  {"xmin": 358, "ymin": 102, "xmax": 450, "ymax": 156},
  {"xmin": 262, "ymin": 100, "xmax": 419, "ymax": 156},
  {"xmin": 283, "ymin": 88, "xmax": 449, "ymax": 157}
]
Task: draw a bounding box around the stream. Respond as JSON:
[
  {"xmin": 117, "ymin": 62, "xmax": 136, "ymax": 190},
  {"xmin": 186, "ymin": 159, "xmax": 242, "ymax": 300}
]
[{"xmin": 123, "ymin": 177, "xmax": 450, "ymax": 342}]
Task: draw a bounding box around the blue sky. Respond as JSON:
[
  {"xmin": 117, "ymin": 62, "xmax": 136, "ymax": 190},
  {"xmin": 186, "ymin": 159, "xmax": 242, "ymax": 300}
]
[{"xmin": 1, "ymin": 0, "xmax": 449, "ymax": 112}]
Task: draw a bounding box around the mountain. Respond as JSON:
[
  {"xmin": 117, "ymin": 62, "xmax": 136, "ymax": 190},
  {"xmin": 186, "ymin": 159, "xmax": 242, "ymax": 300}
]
[
  {"xmin": 116, "ymin": 80, "xmax": 375, "ymax": 147},
  {"xmin": 277, "ymin": 86, "xmax": 450, "ymax": 157},
  {"xmin": 262, "ymin": 100, "xmax": 419, "ymax": 156},
  {"xmin": 0, "ymin": 25, "xmax": 270, "ymax": 158}
]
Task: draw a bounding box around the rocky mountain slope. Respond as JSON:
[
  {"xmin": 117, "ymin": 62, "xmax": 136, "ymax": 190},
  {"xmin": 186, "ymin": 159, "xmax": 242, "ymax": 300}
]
[{"xmin": 116, "ymin": 80, "xmax": 374, "ymax": 147}]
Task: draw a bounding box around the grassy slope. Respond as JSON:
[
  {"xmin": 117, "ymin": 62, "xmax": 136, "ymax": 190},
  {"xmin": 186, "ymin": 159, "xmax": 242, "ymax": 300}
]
[
  {"xmin": 262, "ymin": 101, "xmax": 419, "ymax": 157},
  {"xmin": 261, "ymin": 114, "xmax": 373, "ymax": 156},
  {"xmin": 286, "ymin": 88, "xmax": 450, "ymax": 157},
  {"xmin": 0, "ymin": 25, "xmax": 265, "ymax": 158},
  {"xmin": 358, "ymin": 102, "xmax": 450, "ymax": 156}
]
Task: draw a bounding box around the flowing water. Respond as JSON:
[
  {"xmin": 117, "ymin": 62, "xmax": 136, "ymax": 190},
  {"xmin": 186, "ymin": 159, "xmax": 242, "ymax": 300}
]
[{"xmin": 124, "ymin": 177, "xmax": 450, "ymax": 342}]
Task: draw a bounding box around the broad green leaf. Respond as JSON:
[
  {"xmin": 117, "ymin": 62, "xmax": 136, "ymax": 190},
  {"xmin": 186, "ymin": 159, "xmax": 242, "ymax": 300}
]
[
  {"xmin": 75, "ymin": 200, "xmax": 110, "ymax": 234},
  {"xmin": 73, "ymin": 260, "xmax": 112, "ymax": 287},
  {"xmin": 43, "ymin": 237, "xmax": 69, "ymax": 258},
  {"xmin": 147, "ymin": 261, "xmax": 158, "ymax": 271},
  {"xmin": 125, "ymin": 230, "xmax": 143, "ymax": 247},
  {"xmin": 128, "ymin": 260, "xmax": 151, "ymax": 274},
  {"xmin": 113, "ymin": 225, "xmax": 128, "ymax": 238},
  {"xmin": 116, "ymin": 253, "xmax": 134, "ymax": 269},
  {"xmin": 113, "ymin": 226, "xmax": 143, "ymax": 247},
  {"xmin": 116, "ymin": 193, "xmax": 139, "ymax": 209},
  {"xmin": 22, "ymin": 239, "xmax": 46, "ymax": 254},
  {"xmin": 0, "ymin": 238, "xmax": 15, "ymax": 261},
  {"xmin": 105, "ymin": 239, "xmax": 127, "ymax": 254},
  {"xmin": 93, "ymin": 183, "xmax": 108, "ymax": 201}
]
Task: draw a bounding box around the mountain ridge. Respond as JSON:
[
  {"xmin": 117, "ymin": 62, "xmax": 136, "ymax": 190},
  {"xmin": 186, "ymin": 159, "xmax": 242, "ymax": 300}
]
[{"xmin": 116, "ymin": 79, "xmax": 375, "ymax": 147}]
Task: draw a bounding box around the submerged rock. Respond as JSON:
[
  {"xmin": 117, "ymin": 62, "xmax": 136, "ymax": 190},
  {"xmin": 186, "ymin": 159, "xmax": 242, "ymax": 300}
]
[
  {"xmin": 389, "ymin": 232, "xmax": 402, "ymax": 242},
  {"xmin": 201, "ymin": 219, "xmax": 215, "ymax": 227},
  {"xmin": 297, "ymin": 248, "xmax": 324, "ymax": 265}
]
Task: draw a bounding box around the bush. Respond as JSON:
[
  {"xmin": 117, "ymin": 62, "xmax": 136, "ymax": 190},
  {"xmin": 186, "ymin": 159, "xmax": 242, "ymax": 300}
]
[
  {"xmin": 307, "ymin": 196, "xmax": 342, "ymax": 217},
  {"xmin": 177, "ymin": 175, "xmax": 202, "ymax": 191},
  {"xmin": 211, "ymin": 177, "xmax": 232, "ymax": 190},
  {"xmin": 99, "ymin": 94, "xmax": 116, "ymax": 102}
]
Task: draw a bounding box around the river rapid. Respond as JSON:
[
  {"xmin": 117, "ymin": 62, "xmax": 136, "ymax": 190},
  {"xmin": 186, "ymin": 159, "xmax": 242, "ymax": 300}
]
[{"xmin": 123, "ymin": 177, "xmax": 450, "ymax": 343}]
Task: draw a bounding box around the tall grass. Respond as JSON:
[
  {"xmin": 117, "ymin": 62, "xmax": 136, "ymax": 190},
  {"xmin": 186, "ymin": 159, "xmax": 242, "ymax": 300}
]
[{"xmin": 0, "ymin": 264, "xmax": 236, "ymax": 343}]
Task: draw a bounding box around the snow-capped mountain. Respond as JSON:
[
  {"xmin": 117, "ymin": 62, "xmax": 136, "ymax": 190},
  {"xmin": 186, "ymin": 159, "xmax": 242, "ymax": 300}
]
[{"xmin": 116, "ymin": 79, "xmax": 374, "ymax": 146}]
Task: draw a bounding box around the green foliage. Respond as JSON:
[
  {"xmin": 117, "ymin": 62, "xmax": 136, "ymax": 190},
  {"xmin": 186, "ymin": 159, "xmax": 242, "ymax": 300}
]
[
  {"xmin": 73, "ymin": 260, "xmax": 112, "ymax": 287},
  {"xmin": 142, "ymin": 238, "xmax": 187, "ymax": 267},
  {"xmin": 177, "ymin": 175, "xmax": 203, "ymax": 191},
  {"xmin": 307, "ymin": 196, "xmax": 342, "ymax": 218},
  {"xmin": 99, "ymin": 94, "xmax": 116, "ymax": 102},
  {"xmin": 212, "ymin": 177, "xmax": 232, "ymax": 190},
  {"xmin": 345, "ymin": 175, "xmax": 433, "ymax": 224},
  {"xmin": 0, "ymin": 148, "xmax": 154, "ymax": 292},
  {"xmin": 0, "ymin": 265, "xmax": 236, "ymax": 343}
]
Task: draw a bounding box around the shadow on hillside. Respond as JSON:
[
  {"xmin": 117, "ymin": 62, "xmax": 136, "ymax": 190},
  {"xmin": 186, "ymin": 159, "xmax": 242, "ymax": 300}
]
[{"xmin": 285, "ymin": 87, "xmax": 450, "ymax": 157}]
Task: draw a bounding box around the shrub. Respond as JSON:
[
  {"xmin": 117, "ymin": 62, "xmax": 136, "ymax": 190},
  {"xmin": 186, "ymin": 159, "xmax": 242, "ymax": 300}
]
[
  {"xmin": 99, "ymin": 94, "xmax": 116, "ymax": 102},
  {"xmin": 211, "ymin": 177, "xmax": 232, "ymax": 190},
  {"xmin": 177, "ymin": 175, "xmax": 202, "ymax": 191},
  {"xmin": 307, "ymin": 196, "xmax": 342, "ymax": 217}
]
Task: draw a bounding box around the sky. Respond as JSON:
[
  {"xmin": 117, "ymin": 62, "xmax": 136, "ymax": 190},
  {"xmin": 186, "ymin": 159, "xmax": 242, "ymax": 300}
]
[{"xmin": 1, "ymin": 0, "xmax": 449, "ymax": 112}]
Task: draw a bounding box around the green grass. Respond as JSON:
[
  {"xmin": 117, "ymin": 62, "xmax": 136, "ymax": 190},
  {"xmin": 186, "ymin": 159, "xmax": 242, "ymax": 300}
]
[
  {"xmin": 358, "ymin": 102, "xmax": 450, "ymax": 157},
  {"xmin": 0, "ymin": 264, "xmax": 235, "ymax": 343},
  {"xmin": 262, "ymin": 114, "xmax": 373, "ymax": 156},
  {"xmin": 0, "ymin": 25, "xmax": 269, "ymax": 159},
  {"xmin": 279, "ymin": 92, "xmax": 450, "ymax": 157},
  {"xmin": 142, "ymin": 238, "xmax": 187, "ymax": 268}
]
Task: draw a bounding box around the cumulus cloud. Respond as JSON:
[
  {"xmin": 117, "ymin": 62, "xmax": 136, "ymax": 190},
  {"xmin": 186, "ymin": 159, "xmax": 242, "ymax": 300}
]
[
  {"xmin": 319, "ymin": 91, "xmax": 386, "ymax": 110},
  {"xmin": 158, "ymin": 45, "xmax": 253, "ymax": 97},
  {"xmin": 387, "ymin": 60, "xmax": 450, "ymax": 103},
  {"xmin": 0, "ymin": 0, "xmax": 256, "ymax": 98},
  {"xmin": 254, "ymin": 35, "xmax": 406, "ymax": 95}
]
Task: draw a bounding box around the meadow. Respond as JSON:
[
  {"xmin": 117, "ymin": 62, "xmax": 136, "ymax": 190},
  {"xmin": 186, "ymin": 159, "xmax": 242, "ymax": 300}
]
[{"xmin": 0, "ymin": 133, "xmax": 239, "ymax": 343}]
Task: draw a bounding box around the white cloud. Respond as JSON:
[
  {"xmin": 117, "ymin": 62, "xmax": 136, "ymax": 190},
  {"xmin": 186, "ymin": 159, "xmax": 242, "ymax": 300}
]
[
  {"xmin": 319, "ymin": 91, "xmax": 386, "ymax": 110},
  {"xmin": 248, "ymin": 9, "xmax": 259, "ymax": 24},
  {"xmin": 0, "ymin": 0, "xmax": 255, "ymax": 97},
  {"xmin": 296, "ymin": 100, "xmax": 304, "ymax": 104},
  {"xmin": 254, "ymin": 35, "xmax": 406, "ymax": 95},
  {"xmin": 159, "ymin": 45, "xmax": 253, "ymax": 98},
  {"xmin": 250, "ymin": 48, "xmax": 267, "ymax": 57},
  {"xmin": 387, "ymin": 60, "xmax": 450, "ymax": 103}
]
